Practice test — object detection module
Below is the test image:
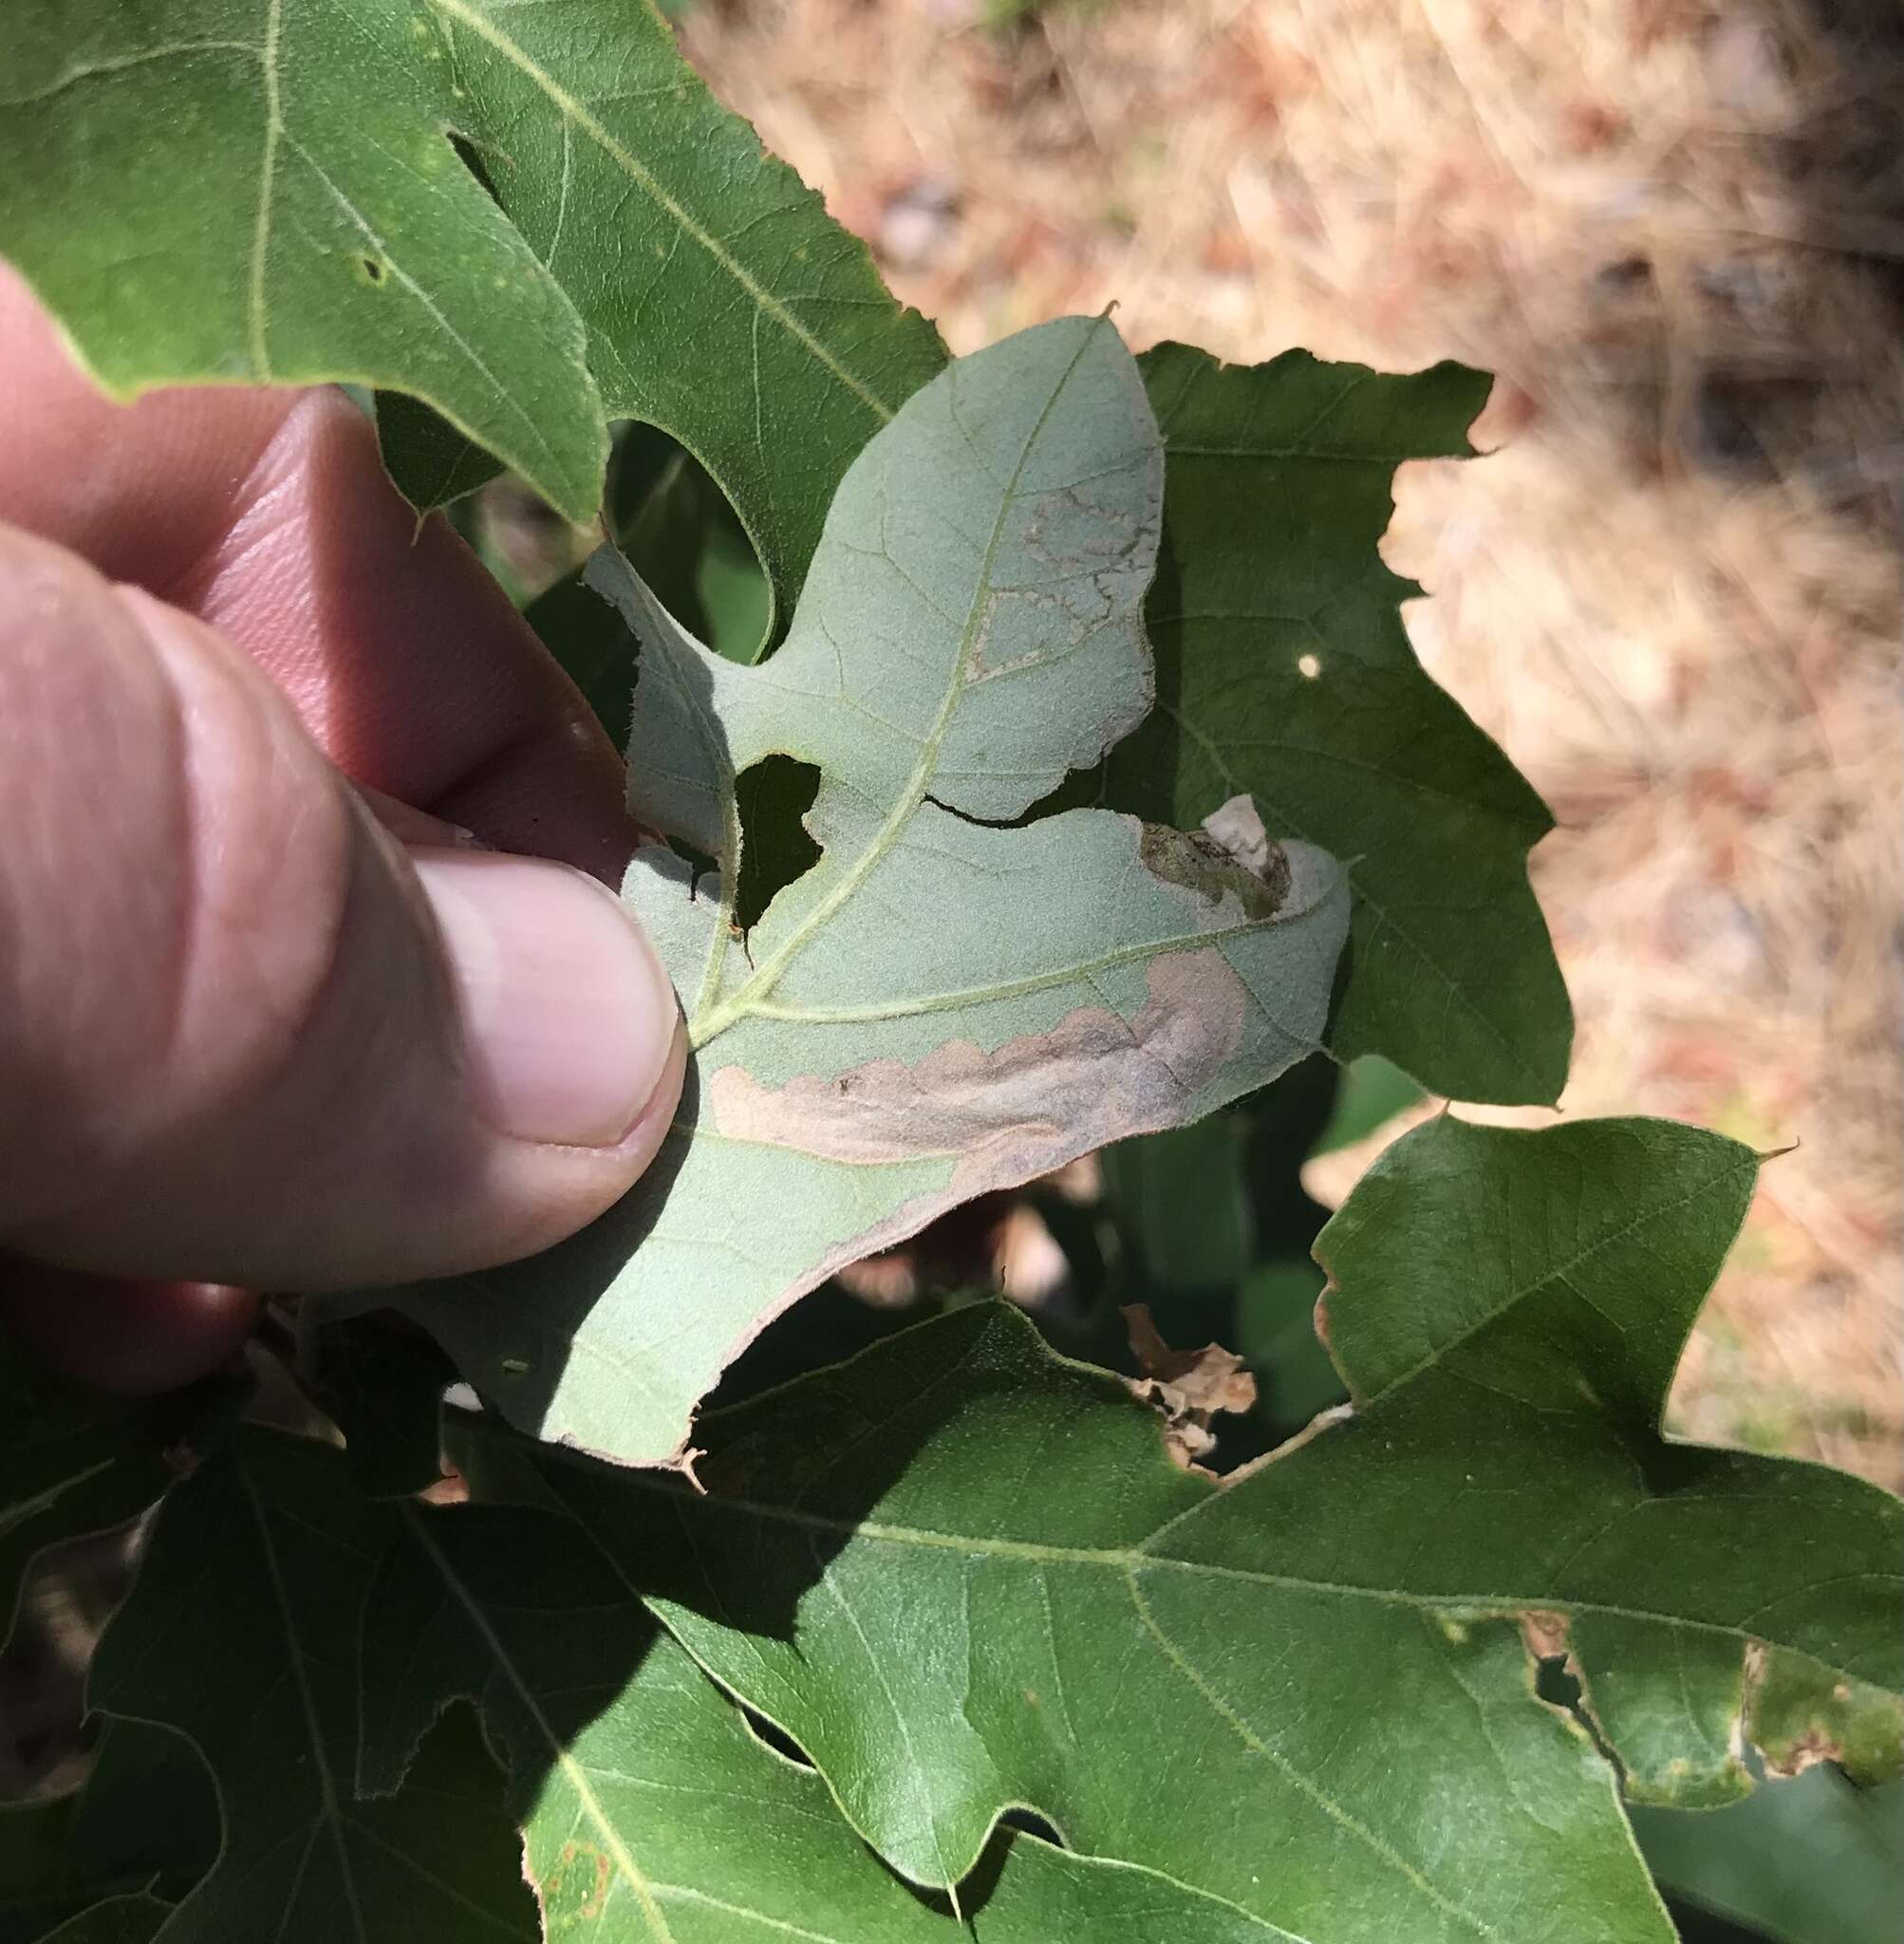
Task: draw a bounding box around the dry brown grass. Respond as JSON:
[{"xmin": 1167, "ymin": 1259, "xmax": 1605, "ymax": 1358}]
[{"xmin": 680, "ymin": 0, "xmax": 1904, "ymax": 1485}]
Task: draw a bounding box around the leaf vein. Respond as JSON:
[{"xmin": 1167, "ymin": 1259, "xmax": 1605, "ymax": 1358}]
[{"xmin": 424, "ymin": 0, "xmax": 898, "ymax": 425}]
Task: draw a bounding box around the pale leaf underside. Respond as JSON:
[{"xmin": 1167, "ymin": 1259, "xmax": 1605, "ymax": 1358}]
[{"xmin": 376, "ymin": 319, "xmax": 1351, "ymax": 1468}]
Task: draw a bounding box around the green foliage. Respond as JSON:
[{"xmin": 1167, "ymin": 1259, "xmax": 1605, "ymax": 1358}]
[
  {"xmin": 13, "ymin": 1118, "xmax": 1892, "ymax": 1943},
  {"xmin": 0, "ymin": 0, "xmax": 943, "ymax": 635},
  {"xmin": 388, "ymin": 0, "xmax": 946, "ymax": 631},
  {"xmin": 543, "ymin": 1119, "xmax": 1897, "ymax": 1937},
  {"xmin": 521, "ymin": 421, "xmax": 773, "ymax": 751},
  {"xmin": 368, "ymin": 318, "xmax": 1351, "ymax": 1467},
  {"xmin": 31, "ymin": 1900, "xmax": 172, "ymax": 1944},
  {"xmin": 1081, "ymin": 1055, "xmax": 1347, "ymax": 1449},
  {"xmin": 1314, "ymin": 1052, "xmax": 1424, "ymax": 1153},
  {"xmin": 609, "ymin": 427, "xmax": 772, "ymax": 667},
  {"xmin": 361, "ymin": 1496, "xmax": 1345, "ymax": 1939},
  {"xmin": 0, "ymin": 3, "xmax": 607, "ymax": 521},
  {"xmin": 1102, "ymin": 346, "xmax": 1571, "ymax": 1101},
  {"xmin": 85, "ymin": 1430, "xmax": 540, "ymax": 1941},
  {"xmin": 0, "ymin": 1724, "xmax": 216, "ymax": 1943},
  {"xmin": 1, "ymin": 5, "xmax": 1899, "ymax": 1940}
]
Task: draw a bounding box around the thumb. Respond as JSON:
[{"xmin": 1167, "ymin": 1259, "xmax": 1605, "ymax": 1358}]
[{"xmin": 0, "ymin": 524, "xmax": 684, "ymax": 1291}]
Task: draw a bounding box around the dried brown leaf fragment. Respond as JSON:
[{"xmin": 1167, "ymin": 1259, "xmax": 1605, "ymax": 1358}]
[{"xmin": 1121, "ymin": 1301, "xmax": 1258, "ymax": 1468}]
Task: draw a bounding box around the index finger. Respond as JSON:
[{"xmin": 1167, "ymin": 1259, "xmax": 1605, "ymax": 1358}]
[{"xmin": 0, "ymin": 263, "xmax": 633, "ymax": 880}]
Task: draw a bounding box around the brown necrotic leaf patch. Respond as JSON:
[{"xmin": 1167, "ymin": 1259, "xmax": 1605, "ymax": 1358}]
[{"xmin": 707, "ymin": 951, "xmax": 1252, "ymax": 1177}]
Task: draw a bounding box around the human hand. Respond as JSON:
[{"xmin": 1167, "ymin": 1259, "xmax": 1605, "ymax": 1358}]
[{"xmin": 0, "ymin": 266, "xmax": 685, "ymax": 1393}]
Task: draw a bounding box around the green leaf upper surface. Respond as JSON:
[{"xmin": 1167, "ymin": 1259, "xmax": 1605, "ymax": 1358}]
[
  {"xmin": 1096, "ymin": 346, "xmax": 1571, "ymax": 1103},
  {"xmin": 0, "ymin": 1, "xmax": 607, "ymax": 521},
  {"xmin": 363, "ymin": 0, "xmax": 947, "ymax": 636},
  {"xmin": 539, "ymin": 1117, "xmax": 1901, "ymax": 1941},
  {"xmin": 81, "ymin": 1421, "xmax": 1447, "ymax": 1944},
  {"xmin": 378, "ymin": 319, "xmax": 1351, "ymax": 1467},
  {"xmin": 85, "ymin": 1430, "xmax": 539, "ymax": 1943},
  {"xmin": 418, "ymin": 0, "xmax": 946, "ymax": 633},
  {"xmin": 358, "ymin": 1497, "xmax": 1361, "ymax": 1941},
  {"xmin": 0, "ymin": 0, "xmax": 944, "ymax": 603}
]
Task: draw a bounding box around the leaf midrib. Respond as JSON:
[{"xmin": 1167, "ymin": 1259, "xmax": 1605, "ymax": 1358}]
[
  {"xmin": 631, "ymin": 1487, "xmax": 1886, "ymax": 1677},
  {"xmin": 737, "ymin": 886, "xmax": 1335, "ymax": 1027},
  {"xmin": 629, "ymin": 1502, "xmax": 1598, "ymax": 1940},
  {"xmin": 399, "ymin": 1506, "xmax": 681, "ymax": 1944},
  {"xmin": 239, "ymin": 1464, "xmax": 369, "ymax": 1944},
  {"xmin": 637, "ymin": 1481, "xmax": 1884, "ymax": 1936},
  {"xmin": 686, "ymin": 323, "xmax": 1107, "ymax": 1051}
]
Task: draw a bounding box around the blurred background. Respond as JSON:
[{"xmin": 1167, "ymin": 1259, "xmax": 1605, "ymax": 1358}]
[{"xmin": 646, "ymin": 0, "xmax": 1903, "ymax": 1491}]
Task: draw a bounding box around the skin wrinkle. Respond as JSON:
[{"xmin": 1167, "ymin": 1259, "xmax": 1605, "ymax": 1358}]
[
  {"xmin": 168, "ymin": 402, "xmax": 317, "ymax": 649},
  {"xmin": 0, "ymin": 597, "xmax": 439, "ymax": 1247},
  {"xmin": 0, "ymin": 546, "xmax": 198, "ymax": 1211},
  {"xmin": 144, "ymin": 592, "xmax": 206, "ymax": 1122},
  {"xmin": 140, "ymin": 598, "xmax": 388, "ymax": 1152},
  {"xmin": 181, "ymin": 392, "xmax": 595, "ymax": 822}
]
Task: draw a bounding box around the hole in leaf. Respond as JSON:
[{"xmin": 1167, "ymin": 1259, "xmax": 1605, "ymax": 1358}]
[
  {"xmin": 1536, "ymin": 1654, "xmax": 1584, "ymax": 1711},
  {"xmin": 668, "ymin": 835, "xmax": 719, "ymax": 886},
  {"xmin": 361, "ymin": 256, "xmax": 384, "ymax": 283},
  {"xmin": 737, "ymin": 1703, "xmax": 813, "ymax": 1769},
  {"xmin": 447, "ymin": 131, "xmax": 503, "ymax": 207},
  {"xmin": 734, "ymin": 756, "xmax": 822, "ymax": 935},
  {"xmin": 1297, "ymin": 652, "xmax": 1322, "ymax": 679},
  {"xmin": 608, "ymin": 421, "xmax": 770, "ymax": 661},
  {"xmin": 923, "ymin": 791, "xmax": 1018, "ymax": 832}
]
